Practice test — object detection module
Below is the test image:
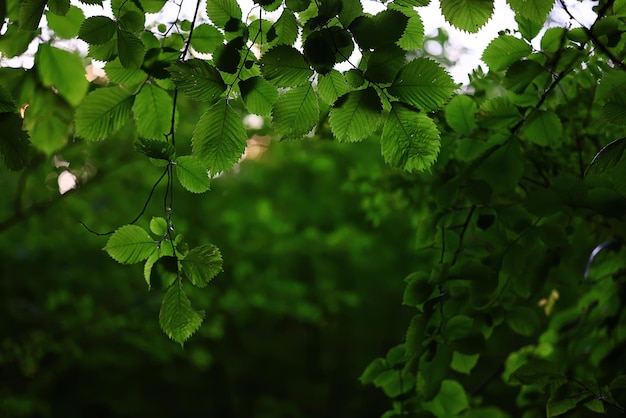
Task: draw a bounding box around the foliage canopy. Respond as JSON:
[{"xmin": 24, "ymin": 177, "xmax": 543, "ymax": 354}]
[{"xmin": 2, "ymin": 0, "xmax": 626, "ymax": 416}]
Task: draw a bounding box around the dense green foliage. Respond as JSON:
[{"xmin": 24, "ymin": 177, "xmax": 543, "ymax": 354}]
[{"xmin": 2, "ymin": 0, "xmax": 626, "ymax": 416}]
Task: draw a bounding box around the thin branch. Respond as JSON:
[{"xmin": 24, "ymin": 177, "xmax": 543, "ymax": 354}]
[
  {"xmin": 80, "ymin": 166, "xmax": 169, "ymax": 236},
  {"xmin": 559, "ymin": 0, "xmax": 626, "ymax": 71}
]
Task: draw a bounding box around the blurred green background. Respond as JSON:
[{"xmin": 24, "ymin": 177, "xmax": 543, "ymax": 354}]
[{"xmin": 0, "ymin": 126, "xmax": 418, "ymax": 417}]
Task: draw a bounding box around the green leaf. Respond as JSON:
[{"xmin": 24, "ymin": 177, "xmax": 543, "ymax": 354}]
[
  {"xmin": 104, "ymin": 58, "xmax": 149, "ymax": 86},
  {"xmin": 133, "ymin": 84, "xmax": 172, "ymax": 140},
  {"xmin": 317, "ymin": 70, "xmax": 350, "ymax": 105},
  {"xmin": 473, "ymin": 140, "xmax": 523, "ymax": 192},
  {"xmin": 451, "ymin": 352, "xmax": 480, "ymax": 374},
  {"xmin": 118, "ymin": 10, "xmax": 144, "ymax": 32},
  {"xmin": 360, "ymin": 358, "xmax": 387, "ymax": 384},
  {"xmin": 603, "ymin": 88, "xmax": 626, "ymax": 125},
  {"xmin": 364, "ymin": 45, "xmax": 406, "ymax": 83},
  {"xmin": 586, "ymin": 137, "xmax": 626, "ymax": 177},
  {"xmin": 75, "ymin": 87, "xmax": 135, "ymax": 140},
  {"xmin": 35, "ymin": 44, "xmax": 89, "ymax": 107},
  {"xmin": 206, "ymin": 0, "xmax": 242, "ymax": 29},
  {"xmin": 104, "ymin": 225, "xmax": 157, "ymax": 264},
  {"xmin": 482, "ymin": 35, "xmax": 532, "ymax": 71},
  {"xmin": 507, "ymin": 0, "xmax": 554, "ymax": 24},
  {"xmin": 424, "ymin": 380, "xmax": 469, "ymax": 416},
  {"xmin": 117, "ymin": 29, "xmax": 146, "ymax": 69},
  {"xmin": 329, "ymin": 87, "xmax": 382, "ymax": 143},
  {"xmin": 522, "ymin": 110, "xmax": 562, "ymax": 146},
  {"xmin": 272, "ymin": 9, "xmax": 298, "ymax": 46},
  {"xmin": 503, "ymin": 60, "xmax": 545, "ymax": 94},
  {"xmin": 541, "ymin": 27, "xmax": 568, "ymax": 53},
  {"xmin": 509, "ymin": 360, "xmax": 564, "ymax": 386},
  {"xmin": 180, "ymin": 244, "xmax": 223, "ymax": 287},
  {"xmin": 213, "ymin": 40, "xmax": 242, "ymax": 74},
  {"xmin": 139, "ymin": 0, "xmax": 167, "ymax": 12},
  {"xmin": 338, "ymin": 0, "xmax": 363, "ymax": 27},
  {"xmin": 0, "ymin": 85, "xmax": 16, "ymax": 113},
  {"xmin": 402, "ymin": 272, "xmax": 432, "ymax": 306},
  {"xmin": 286, "ymin": 0, "xmax": 310, "ymax": 12},
  {"xmin": 350, "ymin": 10, "xmax": 409, "ymax": 49},
  {"xmin": 144, "ymin": 244, "xmax": 174, "ymax": 288},
  {"xmin": 271, "ymin": 84, "xmax": 319, "ymax": 139},
  {"xmin": 175, "ymin": 155, "xmax": 211, "ymax": 193},
  {"xmin": 192, "ymin": 100, "xmax": 247, "ymax": 174},
  {"xmin": 260, "ymin": 46, "xmax": 313, "ymax": 87},
  {"xmin": 46, "ymin": 6, "xmax": 84, "ymax": 39},
  {"xmin": 190, "ymin": 23, "xmax": 223, "ymax": 54},
  {"xmin": 445, "ymin": 95, "xmax": 477, "ymax": 135},
  {"xmin": 88, "ymin": 37, "xmax": 118, "ymax": 62},
  {"xmin": 78, "ymin": 16, "xmax": 117, "ymax": 45},
  {"xmin": 394, "ymin": 6, "xmax": 425, "ymax": 50},
  {"xmin": 479, "ymin": 97, "xmax": 521, "ymax": 129},
  {"xmin": 440, "ymin": 0, "xmax": 494, "ymax": 33},
  {"xmin": 381, "ymin": 103, "xmax": 441, "ymax": 172},
  {"xmin": 0, "ymin": 113, "xmax": 31, "ymax": 171},
  {"xmin": 516, "ymin": 15, "xmax": 543, "ymax": 40},
  {"xmin": 134, "ymin": 137, "xmax": 175, "ymax": 160},
  {"xmin": 0, "ymin": 24, "xmax": 39, "ymax": 58},
  {"xmin": 506, "ymin": 307, "xmax": 542, "ymax": 336},
  {"xmin": 150, "ymin": 217, "xmax": 168, "ymax": 236},
  {"xmin": 159, "ymin": 279, "xmax": 204, "ymax": 345},
  {"xmin": 374, "ymin": 369, "xmax": 415, "ymax": 398},
  {"xmin": 303, "ymin": 29, "xmax": 338, "ymax": 74},
  {"xmin": 388, "ymin": 58, "xmax": 456, "ymax": 112},
  {"xmin": 18, "ymin": 0, "xmax": 46, "ymax": 30},
  {"xmin": 47, "ymin": 0, "xmax": 70, "ymax": 15},
  {"xmin": 546, "ymin": 383, "xmax": 589, "ymax": 417},
  {"xmin": 239, "ymin": 76, "xmax": 279, "ymax": 116},
  {"xmin": 169, "ymin": 59, "xmax": 227, "ymax": 103}
]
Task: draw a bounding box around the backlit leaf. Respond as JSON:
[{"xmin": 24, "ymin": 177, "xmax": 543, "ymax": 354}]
[
  {"xmin": 159, "ymin": 279, "xmax": 204, "ymax": 345},
  {"xmin": 133, "ymin": 83, "xmax": 172, "ymax": 140},
  {"xmin": 239, "ymin": 76, "xmax": 279, "ymax": 116},
  {"xmin": 180, "ymin": 244, "xmax": 223, "ymax": 287},
  {"xmin": 169, "ymin": 59, "xmax": 226, "ymax": 103},
  {"xmin": 104, "ymin": 225, "xmax": 157, "ymax": 264},
  {"xmin": 206, "ymin": 0, "xmax": 242, "ymax": 29},
  {"xmin": 522, "ymin": 110, "xmax": 562, "ymax": 146},
  {"xmin": 143, "ymin": 243, "xmax": 173, "ymax": 288},
  {"xmin": 272, "ymin": 9, "xmax": 298, "ymax": 46},
  {"xmin": 394, "ymin": 6, "xmax": 425, "ymax": 50},
  {"xmin": 603, "ymin": 88, "xmax": 626, "ymax": 125},
  {"xmin": 271, "ymin": 84, "xmax": 319, "ymax": 139},
  {"xmin": 586, "ymin": 137, "xmax": 626, "ymax": 176},
  {"xmin": 317, "ymin": 70, "xmax": 350, "ymax": 105},
  {"xmin": 445, "ymin": 95, "xmax": 477, "ymax": 135},
  {"xmin": 440, "ymin": 0, "xmax": 494, "ymax": 33},
  {"xmin": 78, "ymin": 16, "xmax": 117, "ymax": 45},
  {"xmin": 329, "ymin": 87, "xmax": 382, "ymax": 142},
  {"xmin": 46, "ymin": 6, "xmax": 84, "ymax": 38},
  {"xmin": 192, "ymin": 100, "xmax": 247, "ymax": 173},
  {"xmin": 381, "ymin": 103, "xmax": 441, "ymax": 172},
  {"xmin": 18, "ymin": 0, "xmax": 46, "ymax": 31},
  {"xmin": 482, "ymin": 35, "xmax": 531, "ymax": 71},
  {"xmin": 47, "ymin": 0, "xmax": 70, "ymax": 16},
  {"xmin": 388, "ymin": 58, "xmax": 456, "ymax": 112},
  {"xmin": 117, "ymin": 29, "xmax": 146, "ymax": 69},
  {"xmin": 35, "ymin": 44, "xmax": 89, "ymax": 106},
  {"xmin": 134, "ymin": 137, "xmax": 175, "ymax": 160},
  {"xmin": 507, "ymin": 0, "xmax": 554, "ymax": 24},
  {"xmin": 190, "ymin": 23, "xmax": 223, "ymax": 54},
  {"xmin": 506, "ymin": 307, "xmax": 542, "ymax": 336},
  {"xmin": 260, "ymin": 46, "xmax": 313, "ymax": 87},
  {"xmin": 175, "ymin": 155, "xmax": 211, "ymax": 193},
  {"xmin": 75, "ymin": 87, "xmax": 135, "ymax": 140},
  {"xmin": 104, "ymin": 58, "xmax": 149, "ymax": 86}
]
